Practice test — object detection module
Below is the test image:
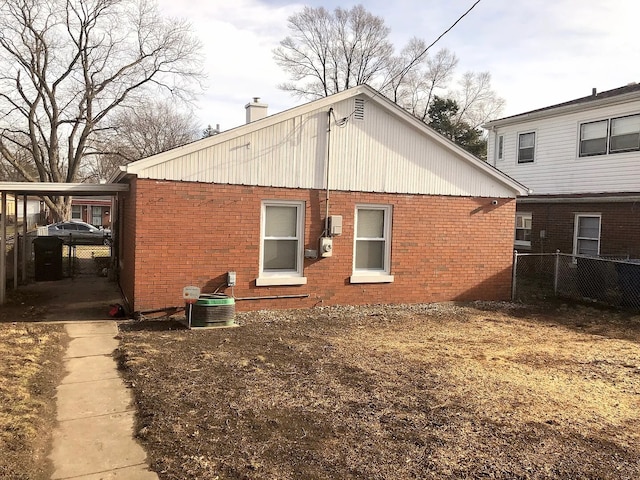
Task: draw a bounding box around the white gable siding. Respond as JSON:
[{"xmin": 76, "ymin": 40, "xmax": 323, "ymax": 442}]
[
  {"xmin": 488, "ymin": 99, "xmax": 640, "ymax": 195},
  {"xmin": 134, "ymin": 95, "xmax": 518, "ymax": 198}
]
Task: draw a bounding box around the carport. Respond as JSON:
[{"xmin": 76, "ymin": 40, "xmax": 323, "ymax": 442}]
[{"xmin": 0, "ymin": 182, "xmax": 129, "ymax": 305}]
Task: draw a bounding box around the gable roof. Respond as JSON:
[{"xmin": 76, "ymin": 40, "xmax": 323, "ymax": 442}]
[
  {"xmin": 484, "ymin": 83, "xmax": 640, "ymax": 128},
  {"xmin": 113, "ymin": 85, "xmax": 528, "ymax": 197}
]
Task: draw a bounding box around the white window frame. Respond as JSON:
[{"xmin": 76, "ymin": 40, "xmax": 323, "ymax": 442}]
[
  {"xmin": 350, "ymin": 204, "xmax": 394, "ymax": 284},
  {"xmin": 517, "ymin": 131, "xmax": 536, "ymax": 163},
  {"xmin": 514, "ymin": 212, "xmax": 532, "ymax": 248},
  {"xmin": 71, "ymin": 205, "xmax": 82, "ymax": 220},
  {"xmin": 578, "ymin": 113, "xmax": 640, "ymax": 157},
  {"xmin": 256, "ymin": 200, "xmax": 307, "ymax": 286},
  {"xmin": 497, "ymin": 134, "xmax": 504, "ymax": 161},
  {"xmin": 573, "ymin": 213, "xmax": 601, "ymax": 257},
  {"xmin": 91, "ymin": 206, "xmax": 103, "ymax": 226},
  {"xmin": 609, "ymin": 114, "xmax": 640, "ymax": 153},
  {"xmin": 578, "ymin": 119, "xmax": 608, "ymax": 157}
]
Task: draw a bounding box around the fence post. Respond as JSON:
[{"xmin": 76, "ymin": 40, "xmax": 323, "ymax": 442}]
[
  {"xmin": 511, "ymin": 250, "xmax": 518, "ymax": 301},
  {"xmin": 554, "ymin": 249, "xmax": 560, "ymax": 296},
  {"xmin": 13, "ymin": 234, "xmax": 18, "ymax": 289}
]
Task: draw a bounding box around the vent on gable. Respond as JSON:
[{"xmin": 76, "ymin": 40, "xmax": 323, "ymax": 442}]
[{"xmin": 354, "ymin": 98, "xmax": 365, "ymax": 121}]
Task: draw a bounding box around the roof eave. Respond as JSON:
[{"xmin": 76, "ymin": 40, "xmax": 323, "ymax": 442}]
[
  {"xmin": 0, "ymin": 182, "xmax": 129, "ymax": 195},
  {"xmin": 484, "ymin": 90, "xmax": 640, "ymax": 129}
]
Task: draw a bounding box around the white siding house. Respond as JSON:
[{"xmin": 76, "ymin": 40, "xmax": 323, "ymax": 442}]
[{"xmin": 484, "ymin": 83, "xmax": 640, "ymax": 257}]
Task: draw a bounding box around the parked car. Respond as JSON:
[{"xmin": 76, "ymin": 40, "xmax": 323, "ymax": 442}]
[{"xmin": 47, "ymin": 221, "xmax": 112, "ymax": 246}]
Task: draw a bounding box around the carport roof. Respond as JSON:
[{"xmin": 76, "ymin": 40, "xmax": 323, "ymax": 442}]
[
  {"xmin": 0, "ymin": 182, "xmax": 128, "ymax": 195},
  {"xmin": 0, "ymin": 181, "xmax": 129, "ymax": 306}
]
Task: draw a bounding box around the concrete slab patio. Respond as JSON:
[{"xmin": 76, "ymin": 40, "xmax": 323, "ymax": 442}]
[{"xmin": 49, "ymin": 321, "xmax": 158, "ymax": 480}]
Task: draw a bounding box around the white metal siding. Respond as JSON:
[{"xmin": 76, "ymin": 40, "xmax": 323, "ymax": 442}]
[
  {"xmin": 135, "ymin": 97, "xmax": 516, "ymax": 198},
  {"xmin": 490, "ymin": 100, "xmax": 640, "ymax": 195}
]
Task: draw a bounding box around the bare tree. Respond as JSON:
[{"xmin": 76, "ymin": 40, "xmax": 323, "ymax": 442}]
[
  {"xmin": 82, "ymin": 100, "xmax": 201, "ymax": 183},
  {"xmin": 274, "ymin": 5, "xmax": 505, "ymax": 149},
  {"xmin": 274, "ymin": 5, "xmax": 393, "ymax": 98},
  {"xmin": 450, "ymin": 71, "xmax": 505, "ymax": 129},
  {"xmin": 0, "ymin": 0, "xmax": 203, "ymax": 221},
  {"xmin": 383, "ymin": 40, "xmax": 458, "ymax": 122}
]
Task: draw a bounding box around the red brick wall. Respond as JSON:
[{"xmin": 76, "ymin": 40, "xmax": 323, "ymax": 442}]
[
  {"xmin": 119, "ymin": 180, "xmax": 137, "ymax": 310},
  {"xmin": 517, "ymin": 201, "xmax": 640, "ymax": 257},
  {"xmin": 120, "ymin": 179, "xmax": 516, "ymax": 312}
]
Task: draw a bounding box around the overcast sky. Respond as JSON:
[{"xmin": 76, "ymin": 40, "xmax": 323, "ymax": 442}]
[{"xmin": 156, "ymin": 0, "xmax": 640, "ymax": 131}]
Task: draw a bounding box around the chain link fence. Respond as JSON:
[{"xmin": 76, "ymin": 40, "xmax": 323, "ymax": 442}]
[
  {"xmin": 513, "ymin": 251, "xmax": 640, "ymax": 310},
  {"xmin": 5, "ymin": 233, "xmax": 112, "ymax": 284}
]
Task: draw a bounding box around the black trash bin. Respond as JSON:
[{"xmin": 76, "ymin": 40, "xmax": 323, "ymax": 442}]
[
  {"xmin": 33, "ymin": 236, "xmax": 64, "ymax": 281},
  {"xmin": 615, "ymin": 260, "xmax": 640, "ymax": 307}
]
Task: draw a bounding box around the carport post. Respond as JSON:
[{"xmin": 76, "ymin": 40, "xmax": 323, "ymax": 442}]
[
  {"xmin": 13, "ymin": 232, "xmax": 18, "ymax": 290},
  {"xmin": 0, "ymin": 192, "xmax": 6, "ymax": 304},
  {"xmin": 21, "ymin": 194, "xmax": 27, "ymax": 284}
]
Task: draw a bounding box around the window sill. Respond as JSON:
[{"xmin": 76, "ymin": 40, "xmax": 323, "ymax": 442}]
[
  {"xmin": 349, "ymin": 274, "xmax": 394, "ymax": 284},
  {"xmin": 256, "ymin": 276, "xmax": 307, "ymax": 287}
]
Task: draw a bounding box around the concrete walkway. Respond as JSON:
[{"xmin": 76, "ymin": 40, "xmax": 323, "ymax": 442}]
[{"xmin": 49, "ymin": 321, "xmax": 158, "ymax": 480}]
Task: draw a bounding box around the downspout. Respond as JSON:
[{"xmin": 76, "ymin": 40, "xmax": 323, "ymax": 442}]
[{"xmin": 324, "ymin": 108, "xmax": 333, "ymax": 235}]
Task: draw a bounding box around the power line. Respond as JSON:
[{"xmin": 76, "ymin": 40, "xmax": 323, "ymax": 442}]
[
  {"xmin": 339, "ymin": 0, "xmax": 484, "ymax": 124},
  {"xmin": 381, "ymin": 0, "xmax": 483, "ymax": 92}
]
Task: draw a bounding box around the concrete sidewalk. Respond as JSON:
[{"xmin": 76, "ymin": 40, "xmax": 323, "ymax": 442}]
[{"xmin": 49, "ymin": 321, "xmax": 158, "ymax": 480}]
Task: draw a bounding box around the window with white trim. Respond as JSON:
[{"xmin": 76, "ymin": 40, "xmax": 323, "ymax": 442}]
[
  {"xmin": 351, "ymin": 205, "xmax": 393, "ymax": 283},
  {"xmin": 517, "ymin": 132, "xmax": 535, "ymax": 163},
  {"xmin": 515, "ymin": 212, "xmax": 532, "ymax": 248},
  {"xmin": 573, "ymin": 214, "xmax": 601, "ymax": 257},
  {"xmin": 578, "ymin": 114, "xmax": 640, "ymax": 157},
  {"xmin": 71, "ymin": 205, "xmax": 82, "ymax": 220},
  {"xmin": 257, "ymin": 200, "xmax": 306, "ymax": 286},
  {"xmin": 610, "ymin": 114, "xmax": 640, "ymax": 153},
  {"xmin": 579, "ymin": 120, "xmax": 608, "ymax": 156}
]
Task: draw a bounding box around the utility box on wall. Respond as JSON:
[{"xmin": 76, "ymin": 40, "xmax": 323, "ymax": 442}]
[
  {"xmin": 319, "ymin": 237, "xmax": 333, "ymax": 257},
  {"xmin": 328, "ymin": 215, "xmax": 342, "ymax": 236}
]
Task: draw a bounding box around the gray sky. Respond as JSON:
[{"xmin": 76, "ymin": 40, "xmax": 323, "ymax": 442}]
[{"xmin": 156, "ymin": 0, "xmax": 640, "ymax": 131}]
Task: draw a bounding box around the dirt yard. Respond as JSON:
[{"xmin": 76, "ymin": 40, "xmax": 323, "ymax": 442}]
[
  {"xmin": 116, "ymin": 302, "xmax": 640, "ymax": 480},
  {"xmin": 0, "ymin": 321, "xmax": 67, "ymax": 480}
]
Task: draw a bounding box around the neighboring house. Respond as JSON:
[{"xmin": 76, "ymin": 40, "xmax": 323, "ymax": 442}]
[
  {"xmin": 15, "ymin": 196, "xmax": 43, "ymax": 228},
  {"xmin": 71, "ymin": 196, "xmax": 112, "ymax": 228},
  {"xmin": 111, "ymin": 85, "xmax": 528, "ymax": 313},
  {"xmin": 1, "ymin": 194, "xmax": 15, "ymax": 222},
  {"xmin": 484, "ymin": 83, "xmax": 640, "ymax": 258}
]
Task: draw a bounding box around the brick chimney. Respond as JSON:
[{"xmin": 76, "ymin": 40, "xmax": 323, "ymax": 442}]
[{"xmin": 245, "ymin": 97, "xmax": 268, "ymax": 123}]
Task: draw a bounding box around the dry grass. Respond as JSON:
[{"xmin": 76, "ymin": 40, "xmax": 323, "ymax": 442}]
[
  {"xmin": 118, "ymin": 303, "xmax": 640, "ymax": 479},
  {"xmin": 0, "ymin": 323, "xmax": 67, "ymax": 480}
]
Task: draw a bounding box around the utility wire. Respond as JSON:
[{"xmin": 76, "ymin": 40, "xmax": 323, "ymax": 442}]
[
  {"xmin": 339, "ymin": 0, "xmax": 483, "ymax": 124},
  {"xmin": 380, "ymin": 0, "xmax": 483, "ymax": 92}
]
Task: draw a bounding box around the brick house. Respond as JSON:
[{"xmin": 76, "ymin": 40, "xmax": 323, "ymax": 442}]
[
  {"xmin": 111, "ymin": 85, "xmax": 528, "ymax": 313},
  {"xmin": 70, "ymin": 196, "xmax": 112, "ymax": 228},
  {"xmin": 484, "ymin": 83, "xmax": 640, "ymax": 259}
]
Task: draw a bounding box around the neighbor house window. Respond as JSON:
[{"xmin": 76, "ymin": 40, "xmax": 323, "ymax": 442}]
[
  {"xmin": 609, "ymin": 114, "xmax": 640, "ymax": 153},
  {"xmin": 350, "ymin": 205, "xmax": 394, "ymax": 284},
  {"xmin": 257, "ymin": 200, "xmax": 306, "ymax": 286},
  {"xmin": 573, "ymin": 214, "xmax": 601, "ymax": 257},
  {"xmin": 498, "ymin": 135, "xmax": 504, "ymax": 160},
  {"xmin": 517, "ymin": 132, "xmax": 535, "ymax": 163},
  {"xmin": 71, "ymin": 205, "xmax": 82, "ymax": 220},
  {"xmin": 92, "ymin": 206, "xmax": 103, "ymax": 226},
  {"xmin": 578, "ymin": 114, "xmax": 640, "ymax": 156},
  {"xmin": 515, "ymin": 212, "xmax": 532, "ymax": 248},
  {"xmin": 579, "ymin": 120, "xmax": 608, "ymax": 156}
]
